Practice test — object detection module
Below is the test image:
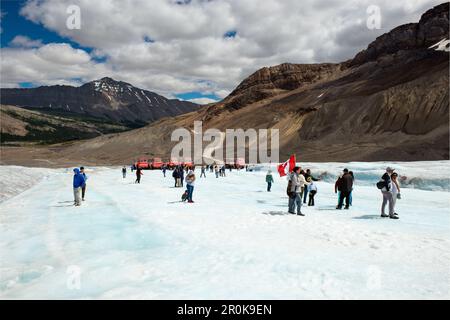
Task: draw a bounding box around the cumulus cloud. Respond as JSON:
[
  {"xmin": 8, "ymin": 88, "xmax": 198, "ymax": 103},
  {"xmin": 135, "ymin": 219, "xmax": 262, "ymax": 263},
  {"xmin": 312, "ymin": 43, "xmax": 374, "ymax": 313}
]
[
  {"xmin": 186, "ymin": 97, "xmax": 218, "ymax": 105},
  {"xmin": 10, "ymin": 35, "xmax": 44, "ymax": 48},
  {"xmin": 0, "ymin": 43, "xmax": 110, "ymax": 86},
  {"xmin": 1, "ymin": 0, "xmax": 444, "ymax": 98}
]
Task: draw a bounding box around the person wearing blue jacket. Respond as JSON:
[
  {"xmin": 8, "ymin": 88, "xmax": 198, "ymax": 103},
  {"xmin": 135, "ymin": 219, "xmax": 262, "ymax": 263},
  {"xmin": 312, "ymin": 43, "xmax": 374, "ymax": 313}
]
[
  {"xmin": 73, "ymin": 168, "xmax": 86, "ymax": 206},
  {"xmin": 80, "ymin": 166, "xmax": 88, "ymax": 201}
]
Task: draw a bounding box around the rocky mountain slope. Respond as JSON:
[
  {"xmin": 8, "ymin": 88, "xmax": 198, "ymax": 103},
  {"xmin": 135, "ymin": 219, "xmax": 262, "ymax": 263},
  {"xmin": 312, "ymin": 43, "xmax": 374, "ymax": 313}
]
[
  {"xmin": 1, "ymin": 105, "xmax": 129, "ymax": 145},
  {"xmin": 0, "ymin": 77, "xmax": 199, "ymax": 126},
  {"xmin": 1, "ymin": 2, "xmax": 448, "ymax": 166}
]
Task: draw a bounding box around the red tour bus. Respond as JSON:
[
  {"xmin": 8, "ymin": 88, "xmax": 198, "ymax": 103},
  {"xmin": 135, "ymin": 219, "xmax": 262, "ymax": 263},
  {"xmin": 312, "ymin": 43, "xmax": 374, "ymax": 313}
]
[
  {"xmin": 151, "ymin": 157, "xmax": 164, "ymax": 169},
  {"xmin": 235, "ymin": 158, "xmax": 246, "ymax": 169},
  {"xmin": 182, "ymin": 158, "xmax": 193, "ymax": 168},
  {"xmin": 167, "ymin": 158, "xmax": 180, "ymax": 169},
  {"xmin": 135, "ymin": 159, "xmax": 150, "ymax": 169}
]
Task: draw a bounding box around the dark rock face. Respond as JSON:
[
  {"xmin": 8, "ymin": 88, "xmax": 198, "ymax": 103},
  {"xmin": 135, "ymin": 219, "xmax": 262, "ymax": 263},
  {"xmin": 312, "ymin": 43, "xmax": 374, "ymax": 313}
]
[
  {"xmin": 223, "ymin": 63, "xmax": 343, "ymax": 110},
  {"xmin": 351, "ymin": 2, "xmax": 449, "ymax": 66},
  {"xmin": 0, "ymin": 77, "xmax": 199, "ymax": 125}
]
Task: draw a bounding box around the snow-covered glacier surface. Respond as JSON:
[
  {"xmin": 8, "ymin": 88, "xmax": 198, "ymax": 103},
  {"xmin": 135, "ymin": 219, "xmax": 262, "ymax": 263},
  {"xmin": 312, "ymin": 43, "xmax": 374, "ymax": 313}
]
[{"xmin": 0, "ymin": 161, "xmax": 449, "ymax": 299}]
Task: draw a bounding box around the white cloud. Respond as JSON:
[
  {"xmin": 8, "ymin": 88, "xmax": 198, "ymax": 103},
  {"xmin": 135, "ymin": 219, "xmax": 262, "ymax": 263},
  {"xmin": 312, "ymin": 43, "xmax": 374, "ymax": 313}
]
[
  {"xmin": 0, "ymin": 43, "xmax": 110, "ymax": 86},
  {"xmin": 1, "ymin": 0, "xmax": 444, "ymax": 98},
  {"xmin": 186, "ymin": 97, "xmax": 219, "ymax": 105},
  {"xmin": 10, "ymin": 35, "xmax": 44, "ymax": 48}
]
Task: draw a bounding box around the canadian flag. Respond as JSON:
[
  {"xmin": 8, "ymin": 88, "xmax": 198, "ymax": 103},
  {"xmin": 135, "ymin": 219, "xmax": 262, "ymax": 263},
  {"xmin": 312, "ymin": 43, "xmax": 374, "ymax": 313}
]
[{"xmin": 277, "ymin": 155, "xmax": 296, "ymax": 177}]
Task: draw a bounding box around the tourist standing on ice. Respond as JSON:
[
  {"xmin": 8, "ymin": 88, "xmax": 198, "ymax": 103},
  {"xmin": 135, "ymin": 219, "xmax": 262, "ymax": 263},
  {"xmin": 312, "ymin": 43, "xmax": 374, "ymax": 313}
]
[
  {"xmin": 214, "ymin": 165, "xmax": 219, "ymax": 178},
  {"xmin": 73, "ymin": 168, "xmax": 86, "ymax": 206},
  {"xmin": 379, "ymin": 167, "xmax": 399, "ymax": 219},
  {"xmin": 172, "ymin": 167, "xmax": 179, "ymax": 187},
  {"xmin": 179, "ymin": 167, "xmax": 184, "ymax": 187},
  {"xmin": 266, "ymin": 170, "xmax": 274, "ymax": 192},
  {"xmin": 80, "ymin": 167, "xmax": 88, "ymax": 201},
  {"xmin": 185, "ymin": 170, "xmax": 196, "ymax": 203},
  {"xmin": 335, "ymin": 174, "xmax": 343, "ymax": 207},
  {"xmin": 122, "ymin": 166, "xmax": 127, "ymax": 178},
  {"xmin": 391, "ymin": 172, "xmax": 401, "ymax": 216},
  {"xmin": 307, "ymin": 178, "xmax": 318, "ymax": 206},
  {"xmin": 135, "ymin": 167, "xmax": 143, "ymax": 184},
  {"xmin": 348, "ymin": 171, "xmax": 354, "ymax": 206},
  {"xmin": 162, "ymin": 165, "xmax": 167, "ymax": 177},
  {"xmin": 336, "ymin": 169, "xmax": 353, "ymax": 210},
  {"xmin": 303, "ymin": 169, "xmax": 320, "ymax": 203},
  {"xmin": 288, "ymin": 166, "xmax": 309, "ymax": 216},
  {"xmin": 200, "ymin": 166, "xmax": 206, "ymax": 178}
]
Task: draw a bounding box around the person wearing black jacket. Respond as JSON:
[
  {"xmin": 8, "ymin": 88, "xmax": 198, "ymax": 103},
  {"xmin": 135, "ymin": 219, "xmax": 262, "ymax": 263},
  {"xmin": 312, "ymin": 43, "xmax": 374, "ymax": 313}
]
[
  {"xmin": 336, "ymin": 168, "xmax": 353, "ymax": 210},
  {"xmin": 179, "ymin": 167, "xmax": 184, "ymax": 187},
  {"xmin": 172, "ymin": 168, "xmax": 179, "ymax": 187},
  {"xmin": 135, "ymin": 167, "xmax": 143, "ymax": 184},
  {"xmin": 303, "ymin": 169, "xmax": 320, "ymax": 203}
]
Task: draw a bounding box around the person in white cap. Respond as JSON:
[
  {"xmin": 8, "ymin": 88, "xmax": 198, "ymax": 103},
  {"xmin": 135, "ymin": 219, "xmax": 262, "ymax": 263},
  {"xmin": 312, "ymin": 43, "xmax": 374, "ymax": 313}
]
[{"xmin": 380, "ymin": 167, "xmax": 399, "ymax": 219}]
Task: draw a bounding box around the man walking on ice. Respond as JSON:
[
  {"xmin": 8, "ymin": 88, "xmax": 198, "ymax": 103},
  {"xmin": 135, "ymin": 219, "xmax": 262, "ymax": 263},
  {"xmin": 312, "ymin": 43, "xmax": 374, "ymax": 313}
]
[{"xmin": 73, "ymin": 168, "xmax": 86, "ymax": 206}]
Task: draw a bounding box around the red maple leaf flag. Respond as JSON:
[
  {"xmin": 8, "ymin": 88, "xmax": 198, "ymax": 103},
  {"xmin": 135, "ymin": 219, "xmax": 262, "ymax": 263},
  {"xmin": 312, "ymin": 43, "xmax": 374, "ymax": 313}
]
[{"xmin": 277, "ymin": 155, "xmax": 296, "ymax": 177}]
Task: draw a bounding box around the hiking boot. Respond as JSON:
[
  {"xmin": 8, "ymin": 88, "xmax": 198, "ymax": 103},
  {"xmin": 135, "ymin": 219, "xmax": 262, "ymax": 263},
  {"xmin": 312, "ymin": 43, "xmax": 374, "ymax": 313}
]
[
  {"xmin": 381, "ymin": 213, "xmax": 389, "ymax": 218},
  {"xmin": 297, "ymin": 212, "xmax": 305, "ymax": 216},
  {"xmin": 336, "ymin": 206, "xmax": 342, "ymax": 210},
  {"xmin": 344, "ymin": 206, "xmax": 349, "ymax": 210},
  {"xmin": 288, "ymin": 211, "xmax": 296, "ymax": 214},
  {"xmin": 389, "ymin": 214, "xmax": 399, "ymax": 220},
  {"xmin": 188, "ymin": 200, "xmax": 194, "ymax": 203}
]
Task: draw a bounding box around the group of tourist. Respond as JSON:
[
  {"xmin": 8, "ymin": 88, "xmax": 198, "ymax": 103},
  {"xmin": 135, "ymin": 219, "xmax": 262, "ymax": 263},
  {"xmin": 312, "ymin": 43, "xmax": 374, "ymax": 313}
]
[{"xmin": 73, "ymin": 163, "xmax": 402, "ymax": 219}]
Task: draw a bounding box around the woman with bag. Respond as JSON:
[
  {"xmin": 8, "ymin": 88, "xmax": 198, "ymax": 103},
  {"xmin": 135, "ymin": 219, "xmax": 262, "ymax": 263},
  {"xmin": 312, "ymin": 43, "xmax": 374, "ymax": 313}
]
[
  {"xmin": 391, "ymin": 172, "xmax": 401, "ymax": 217},
  {"xmin": 287, "ymin": 167, "xmax": 309, "ymax": 216},
  {"xmin": 185, "ymin": 171, "xmax": 196, "ymax": 203}
]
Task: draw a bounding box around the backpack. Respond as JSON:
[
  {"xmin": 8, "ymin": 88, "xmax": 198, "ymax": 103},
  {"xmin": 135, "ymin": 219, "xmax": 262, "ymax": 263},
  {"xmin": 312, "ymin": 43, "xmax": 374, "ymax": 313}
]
[
  {"xmin": 286, "ymin": 180, "xmax": 295, "ymax": 198},
  {"xmin": 376, "ymin": 180, "xmax": 386, "ymax": 190},
  {"xmin": 181, "ymin": 190, "xmax": 188, "ymax": 202}
]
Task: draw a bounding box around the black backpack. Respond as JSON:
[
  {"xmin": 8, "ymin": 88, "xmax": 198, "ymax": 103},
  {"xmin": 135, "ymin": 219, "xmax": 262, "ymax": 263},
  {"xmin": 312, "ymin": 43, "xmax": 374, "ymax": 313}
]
[
  {"xmin": 376, "ymin": 180, "xmax": 386, "ymax": 189},
  {"xmin": 181, "ymin": 190, "xmax": 188, "ymax": 202}
]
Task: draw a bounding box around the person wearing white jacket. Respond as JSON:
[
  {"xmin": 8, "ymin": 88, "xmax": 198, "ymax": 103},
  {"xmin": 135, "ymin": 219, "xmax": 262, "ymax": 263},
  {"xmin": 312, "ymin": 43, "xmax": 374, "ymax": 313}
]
[
  {"xmin": 288, "ymin": 167, "xmax": 309, "ymax": 216},
  {"xmin": 391, "ymin": 172, "xmax": 401, "ymax": 216},
  {"xmin": 380, "ymin": 167, "xmax": 399, "ymax": 219},
  {"xmin": 185, "ymin": 170, "xmax": 196, "ymax": 203},
  {"xmin": 307, "ymin": 179, "xmax": 318, "ymax": 206}
]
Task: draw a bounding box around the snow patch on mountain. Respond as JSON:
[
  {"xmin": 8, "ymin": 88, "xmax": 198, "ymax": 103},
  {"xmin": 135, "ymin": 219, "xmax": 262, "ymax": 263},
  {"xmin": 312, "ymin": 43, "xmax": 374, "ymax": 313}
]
[{"xmin": 429, "ymin": 38, "xmax": 450, "ymax": 52}]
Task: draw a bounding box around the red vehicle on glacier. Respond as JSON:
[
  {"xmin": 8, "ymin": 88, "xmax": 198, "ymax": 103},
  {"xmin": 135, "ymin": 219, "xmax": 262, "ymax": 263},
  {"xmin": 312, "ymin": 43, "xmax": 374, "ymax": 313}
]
[
  {"xmin": 135, "ymin": 159, "xmax": 150, "ymax": 169},
  {"xmin": 150, "ymin": 157, "xmax": 164, "ymax": 169},
  {"xmin": 167, "ymin": 158, "xmax": 180, "ymax": 169}
]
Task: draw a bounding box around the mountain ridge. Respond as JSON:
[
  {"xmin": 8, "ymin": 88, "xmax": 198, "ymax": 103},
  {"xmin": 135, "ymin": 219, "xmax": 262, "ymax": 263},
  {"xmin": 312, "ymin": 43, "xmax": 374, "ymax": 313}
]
[
  {"xmin": 1, "ymin": 2, "xmax": 449, "ymax": 166},
  {"xmin": 0, "ymin": 77, "xmax": 200, "ymax": 126}
]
